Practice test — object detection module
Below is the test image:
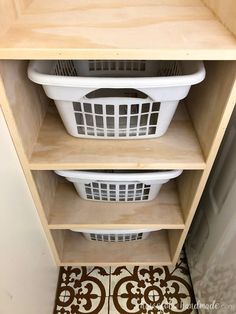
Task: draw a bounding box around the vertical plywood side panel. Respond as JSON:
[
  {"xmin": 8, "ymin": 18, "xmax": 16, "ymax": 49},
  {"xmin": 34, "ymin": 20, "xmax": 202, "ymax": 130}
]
[
  {"xmin": 0, "ymin": 100, "xmax": 58, "ymax": 314},
  {"xmin": 51, "ymin": 230, "xmax": 66, "ymax": 262},
  {"xmin": 202, "ymin": 0, "xmax": 236, "ymax": 37},
  {"xmin": 32, "ymin": 171, "xmax": 59, "ymax": 221},
  {"xmin": 169, "ymin": 171, "xmax": 204, "ymax": 262},
  {"xmin": 173, "ymin": 170, "xmax": 215, "ymax": 264},
  {"xmin": 187, "ymin": 61, "xmax": 236, "ymax": 159},
  {"xmin": 0, "ymin": 61, "xmax": 48, "ymax": 159},
  {"xmin": 0, "ymin": 61, "xmax": 60, "ymax": 265},
  {"xmin": 177, "ymin": 171, "xmax": 204, "ymax": 222},
  {"xmin": 168, "ymin": 229, "xmax": 183, "ymax": 261},
  {"xmin": 172, "ymin": 62, "xmax": 236, "ymax": 264}
]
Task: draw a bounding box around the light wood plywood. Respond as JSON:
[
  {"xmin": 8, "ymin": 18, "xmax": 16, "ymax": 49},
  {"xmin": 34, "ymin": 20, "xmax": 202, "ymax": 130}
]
[
  {"xmin": 187, "ymin": 61, "xmax": 236, "ymax": 159},
  {"xmin": 172, "ymin": 63, "xmax": 236, "ymax": 264},
  {"xmin": 0, "ymin": 1, "xmax": 18, "ymax": 36},
  {"xmin": 0, "ymin": 61, "xmax": 48, "ymax": 159},
  {"xmin": 177, "ymin": 170, "xmax": 203, "ymax": 221},
  {"xmin": 0, "ymin": 0, "xmax": 236, "ymax": 59},
  {"xmin": 48, "ymin": 180, "xmax": 185, "ymax": 229},
  {"xmin": 18, "ymin": 0, "xmax": 33, "ymax": 10},
  {"xmin": 203, "ymin": 0, "xmax": 236, "ymax": 36},
  {"xmin": 30, "ymin": 105, "xmax": 205, "ymax": 170},
  {"xmin": 57, "ymin": 230, "xmax": 172, "ymax": 266},
  {"xmin": 168, "ymin": 229, "xmax": 183, "ymax": 260},
  {"xmin": 0, "ymin": 0, "xmax": 32, "ymax": 36},
  {"xmin": 51, "ymin": 229, "xmax": 66, "ymax": 261},
  {"xmin": 1, "ymin": 57, "xmax": 236, "ymax": 266},
  {"xmin": 32, "ymin": 171, "xmax": 58, "ymax": 220},
  {"xmin": 0, "ymin": 61, "xmax": 61, "ymax": 265}
]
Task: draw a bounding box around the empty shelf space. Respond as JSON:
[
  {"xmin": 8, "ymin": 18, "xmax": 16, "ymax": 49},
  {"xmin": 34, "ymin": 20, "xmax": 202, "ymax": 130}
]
[
  {"xmin": 48, "ymin": 180, "xmax": 185, "ymax": 229},
  {"xmin": 52, "ymin": 229, "xmax": 172, "ymax": 266},
  {"xmin": 0, "ymin": 0, "xmax": 236, "ymax": 59},
  {"xmin": 29, "ymin": 105, "xmax": 205, "ymax": 170}
]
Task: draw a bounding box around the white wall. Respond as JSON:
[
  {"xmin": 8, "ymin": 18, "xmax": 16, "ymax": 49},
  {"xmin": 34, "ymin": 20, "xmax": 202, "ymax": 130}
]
[{"xmin": 0, "ymin": 109, "xmax": 58, "ymax": 314}]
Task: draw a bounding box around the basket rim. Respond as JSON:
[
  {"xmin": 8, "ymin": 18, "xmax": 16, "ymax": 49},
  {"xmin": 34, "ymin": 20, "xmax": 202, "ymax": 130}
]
[
  {"xmin": 70, "ymin": 228, "xmax": 161, "ymax": 234},
  {"xmin": 55, "ymin": 169, "xmax": 183, "ymax": 182},
  {"xmin": 28, "ymin": 60, "xmax": 206, "ymax": 88}
]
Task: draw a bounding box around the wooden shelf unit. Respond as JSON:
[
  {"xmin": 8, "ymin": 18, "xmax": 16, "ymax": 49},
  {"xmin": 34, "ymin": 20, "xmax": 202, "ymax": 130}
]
[
  {"xmin": 1, "ymin": 60, "xmax": 235, "ymax": 266},
  {"xmin": 0, "ymin": 0, "xmax": 236, "ymax": 266},
  {"xmin": 0, "ymin": 0, "xmax": 236, "ymax": 59}
]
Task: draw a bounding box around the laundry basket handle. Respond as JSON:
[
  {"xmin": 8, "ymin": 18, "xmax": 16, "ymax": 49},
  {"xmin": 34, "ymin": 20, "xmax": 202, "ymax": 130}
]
[
  {"xmin": 80, "ymin": 95, "xmax": 154, "ymax": 103},
  {"xmin": 95, "ymin": 180, "xmax": 141, "ymax": 184}
]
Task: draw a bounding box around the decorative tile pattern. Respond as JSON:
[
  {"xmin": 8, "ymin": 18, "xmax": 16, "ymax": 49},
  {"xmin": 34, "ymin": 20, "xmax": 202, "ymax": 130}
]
[{"xmin": 54, "ymin": 251, "xmax": 197, "ymax": 313}]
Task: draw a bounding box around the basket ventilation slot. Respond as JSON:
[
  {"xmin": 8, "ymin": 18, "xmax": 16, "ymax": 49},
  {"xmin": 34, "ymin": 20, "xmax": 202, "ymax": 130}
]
[
  {"xmin": 84, "ymin": 182, "xmax": 151, "ymax": 201},
  {"xmin": 53, "ymin": 60, "xmax": 182, "ymax": 77},
  {"xmin": 89, "ymin": 232, "xmax": 144, "ymax": 242}
]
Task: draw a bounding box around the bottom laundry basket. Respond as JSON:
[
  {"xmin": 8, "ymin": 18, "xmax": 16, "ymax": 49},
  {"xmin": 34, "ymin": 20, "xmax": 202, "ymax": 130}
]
[
  {"xmin": 70, "ymin": 228, "xmax": 160, "ymax": 242},
  {"xmin": 55, "ymin": 169, "xmax": 183, "ymax": 202}
]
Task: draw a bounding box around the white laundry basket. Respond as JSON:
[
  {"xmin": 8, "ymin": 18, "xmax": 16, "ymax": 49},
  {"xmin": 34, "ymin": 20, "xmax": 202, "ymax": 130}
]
[
  {"xmin": 28, "ymin": 60, "xmax": 205, "ymax": 139},
  {"xmin": 70, "ymin": 228, "xmax": 159, "ymax": 242},
  {"xmin": 55, "ymin": 169, "xmax": 182, "ymax": 202}
]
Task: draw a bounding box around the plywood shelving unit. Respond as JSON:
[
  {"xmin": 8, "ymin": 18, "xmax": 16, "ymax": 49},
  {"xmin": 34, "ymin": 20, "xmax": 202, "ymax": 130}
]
[{"xmin": 0, "ymin": 0, "xmax": 236, "ymax": 266}]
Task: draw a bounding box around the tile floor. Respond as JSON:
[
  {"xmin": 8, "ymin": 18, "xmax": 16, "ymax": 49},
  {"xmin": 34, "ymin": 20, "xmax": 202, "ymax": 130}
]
[{"xmin": 54, "ymin": 251, "xmax": 197, "ymax": 313}]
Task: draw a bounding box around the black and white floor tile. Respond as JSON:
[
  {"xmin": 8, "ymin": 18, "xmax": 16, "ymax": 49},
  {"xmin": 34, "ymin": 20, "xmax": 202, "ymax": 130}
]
[{"xmin": 54, "ymin": 251, "xmax": 197, "ymax": 314}]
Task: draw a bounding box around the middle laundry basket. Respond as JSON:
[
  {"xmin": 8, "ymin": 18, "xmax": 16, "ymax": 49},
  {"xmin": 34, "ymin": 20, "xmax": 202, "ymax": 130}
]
[{"xmin": 55, "ymin": 169, "xmax": 182, "ymax": 202}]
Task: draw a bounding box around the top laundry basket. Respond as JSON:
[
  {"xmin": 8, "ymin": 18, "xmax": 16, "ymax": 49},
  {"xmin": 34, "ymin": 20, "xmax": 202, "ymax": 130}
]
[{"xmin": 28, "ymin": 60, "xmax": 205, "ymax": 139}]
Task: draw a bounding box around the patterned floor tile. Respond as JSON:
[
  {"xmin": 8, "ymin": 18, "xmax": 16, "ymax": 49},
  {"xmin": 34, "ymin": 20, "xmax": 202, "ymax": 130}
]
[
  {"xmin": 110, "ymin": 265, "xmax": 135, "ymax": 296},
  {"xmin": 110, "ymin": 253, "xmax": 196, "ymax": 313},
  {"xmin": 54, "ymin": 251, "xmax": 197, "ymax": 314},
  {"xmin": 54, "ymin": 267, "xmax": 110, "ymax": 313}
]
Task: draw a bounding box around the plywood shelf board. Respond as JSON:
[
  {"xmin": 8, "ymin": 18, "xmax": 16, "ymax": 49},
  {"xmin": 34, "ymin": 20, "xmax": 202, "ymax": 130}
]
[
  {"xmin": 29, "ymin": 105, "xmax": 205, "ymax": 170},
  {"xmin": 48, "ymin": 180, "xmax": 185, "ymax": 229},
  {"xmin": 0, "ymin": 0, "xmax": 236, "ymax": 59},
  {"xmin": 58, "ymin": 230, "xmax": 172, "ymax": 266}
]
